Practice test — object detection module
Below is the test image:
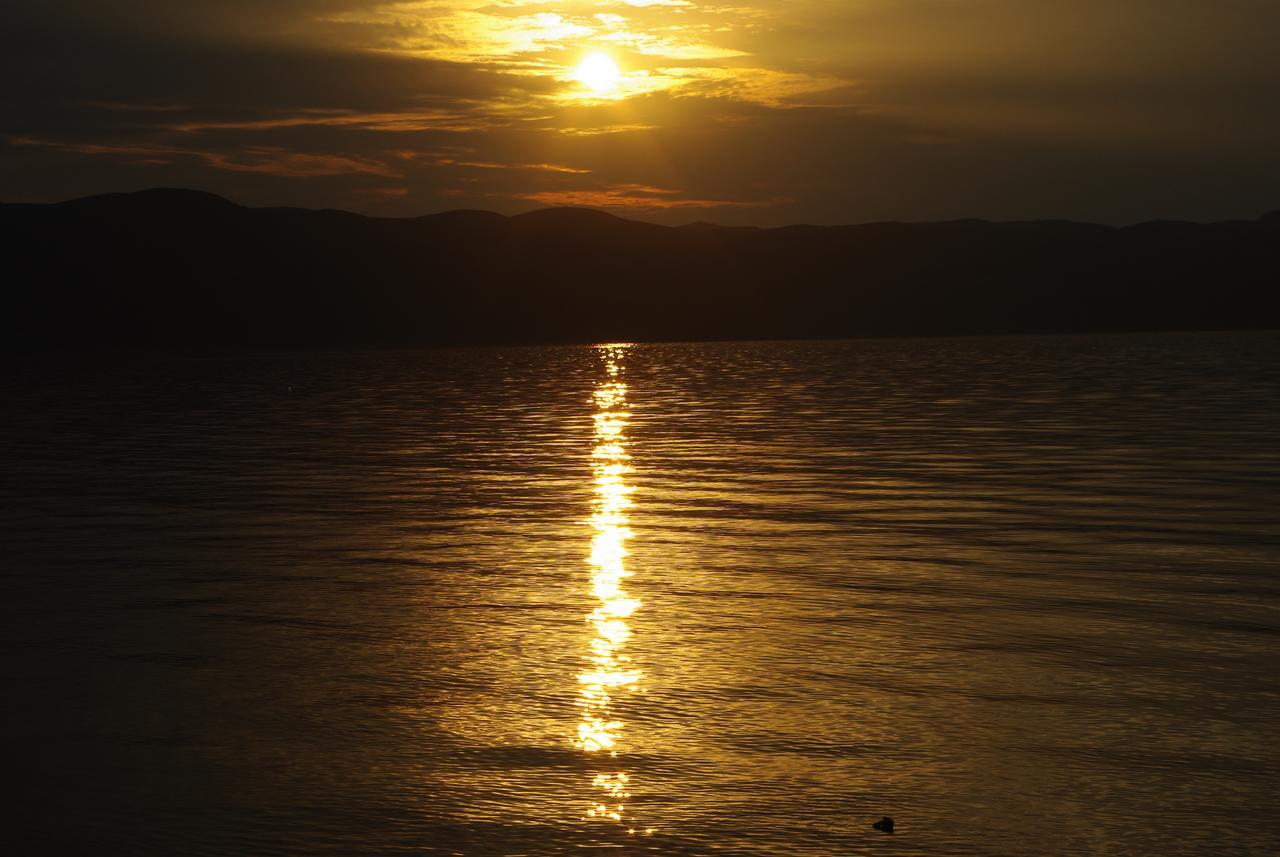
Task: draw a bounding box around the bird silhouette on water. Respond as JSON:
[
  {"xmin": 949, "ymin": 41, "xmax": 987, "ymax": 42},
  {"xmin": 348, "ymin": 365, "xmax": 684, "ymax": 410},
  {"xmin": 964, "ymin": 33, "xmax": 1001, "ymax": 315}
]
[{"xmin": 872, "ymin": 816, "xmax": 894, "ymax": 833}]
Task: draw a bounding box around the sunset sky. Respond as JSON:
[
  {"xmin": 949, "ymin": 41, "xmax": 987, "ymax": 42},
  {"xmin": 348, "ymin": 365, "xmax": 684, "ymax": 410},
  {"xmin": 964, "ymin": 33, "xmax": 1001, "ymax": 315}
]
[{"xmin": 4, "ymin": 0, "xmax": 1278, "ymax": 225}]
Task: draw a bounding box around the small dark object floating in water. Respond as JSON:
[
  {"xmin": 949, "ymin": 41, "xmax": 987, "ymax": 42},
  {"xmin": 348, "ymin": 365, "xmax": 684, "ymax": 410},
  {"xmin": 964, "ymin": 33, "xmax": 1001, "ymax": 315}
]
[{"xmin": 872, "ymin": 816, "xmax": 895, "ymax": 833}]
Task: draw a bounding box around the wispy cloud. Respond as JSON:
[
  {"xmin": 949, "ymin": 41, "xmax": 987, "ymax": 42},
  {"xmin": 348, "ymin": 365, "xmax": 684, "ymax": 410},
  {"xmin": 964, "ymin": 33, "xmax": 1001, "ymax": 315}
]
[
  {"xmin": 10, "ymin": 136, "xmax": 400, "ymax": 178},
  {"xmin": 437, "ymin": 159, "xmax": 591, "ymax": 174},
  {"xmin": 509, "ymin": 183, "xmax": 781, "ymax": 210},
  {"xmin": 168, "ymin": 108, "xmax": 509, "ymax": 135}
]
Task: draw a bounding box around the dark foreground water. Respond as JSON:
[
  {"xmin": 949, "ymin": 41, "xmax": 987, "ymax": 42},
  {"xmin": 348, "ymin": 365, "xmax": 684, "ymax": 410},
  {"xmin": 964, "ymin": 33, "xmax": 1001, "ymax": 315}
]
[{"xmin": 4, "ymin": 333, "xmax": 1279, "ymax": 856}]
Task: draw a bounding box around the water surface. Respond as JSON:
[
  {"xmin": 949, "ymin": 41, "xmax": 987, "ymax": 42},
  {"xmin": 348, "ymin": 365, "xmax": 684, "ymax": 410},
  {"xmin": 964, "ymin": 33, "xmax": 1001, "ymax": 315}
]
[{"xmin": 4, "ymin": 333, "xmax": 1279, "ymax": 855}]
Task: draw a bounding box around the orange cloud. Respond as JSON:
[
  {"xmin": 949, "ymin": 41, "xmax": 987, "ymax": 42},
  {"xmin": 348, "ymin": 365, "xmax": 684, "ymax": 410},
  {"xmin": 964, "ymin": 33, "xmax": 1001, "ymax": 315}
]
[
  {"xmin": 358, "ymin": 186, "xmax": 410, "ymax": 198},
  {"xmin": 435, "ymin": 158, "xmax": 590, "ymax": 174},
  {"xmin": 202, "ymin": 149, "xmax": 398, "ymax": 178},
  {"xmin": 509, "ymin": 184, "xmax": 780, "ymax": 210}
]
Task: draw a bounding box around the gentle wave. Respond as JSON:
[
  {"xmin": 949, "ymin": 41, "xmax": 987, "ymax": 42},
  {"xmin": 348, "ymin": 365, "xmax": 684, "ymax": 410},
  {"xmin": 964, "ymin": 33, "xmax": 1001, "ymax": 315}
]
[{"xmin": 3, "ymin": 332, "xmax": 1278, "ymax": 855}]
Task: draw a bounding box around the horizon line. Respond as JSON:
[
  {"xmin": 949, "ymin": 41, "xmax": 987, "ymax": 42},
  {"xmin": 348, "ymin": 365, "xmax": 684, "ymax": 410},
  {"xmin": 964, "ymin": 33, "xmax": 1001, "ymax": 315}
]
[{"xmin": 6, "ymin": 186, "xmax": 1278, "ymax": 232}]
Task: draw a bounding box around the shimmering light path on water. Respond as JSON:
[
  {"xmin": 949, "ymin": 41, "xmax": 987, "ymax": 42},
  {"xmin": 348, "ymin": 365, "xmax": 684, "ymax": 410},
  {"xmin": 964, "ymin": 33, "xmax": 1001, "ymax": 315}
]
[
  {"xmin": 578, "ymin": 344, "xmax": 649, "ymax": 834},
  {"xmin": 2, "ymin": 333, "xmax": 1279, "ymax": 855}
]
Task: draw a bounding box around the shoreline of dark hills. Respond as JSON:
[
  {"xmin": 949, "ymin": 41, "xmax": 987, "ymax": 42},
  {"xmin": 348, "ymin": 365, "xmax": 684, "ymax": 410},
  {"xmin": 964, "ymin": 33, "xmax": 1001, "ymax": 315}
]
[{"xmin": 3, "ymin": 188, "xmax": 1277, "ymax": 348}]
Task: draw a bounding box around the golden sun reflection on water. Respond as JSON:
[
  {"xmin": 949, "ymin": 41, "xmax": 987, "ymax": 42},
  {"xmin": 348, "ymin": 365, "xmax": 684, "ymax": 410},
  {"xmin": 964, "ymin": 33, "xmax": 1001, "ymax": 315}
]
[{"xmin": 577, "ymin": 344, "xmax": 650, "ymax": 833}]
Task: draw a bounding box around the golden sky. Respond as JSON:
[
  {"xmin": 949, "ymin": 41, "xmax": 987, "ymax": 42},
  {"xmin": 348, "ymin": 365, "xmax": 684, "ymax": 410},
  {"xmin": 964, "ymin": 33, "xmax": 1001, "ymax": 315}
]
[{"xmin": 3, "ymin": 1, "xmax": 1279, "ymax": 223}]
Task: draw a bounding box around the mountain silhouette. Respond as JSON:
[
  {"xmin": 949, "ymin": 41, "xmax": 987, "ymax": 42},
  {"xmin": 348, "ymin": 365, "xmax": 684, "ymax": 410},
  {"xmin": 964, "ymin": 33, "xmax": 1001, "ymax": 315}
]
[{"xmin": 2, "ymin": 190, "xmax": 1277, "ymax": 348}]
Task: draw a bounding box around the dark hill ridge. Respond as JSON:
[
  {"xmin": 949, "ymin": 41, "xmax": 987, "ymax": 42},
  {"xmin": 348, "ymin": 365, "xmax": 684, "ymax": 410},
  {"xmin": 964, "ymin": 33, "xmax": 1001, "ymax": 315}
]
[
  {"xmin": 2, "ymin": 189, "xmax": 1277, "ymax": 347},
  {"xmin": 58, "ymin": 187, "xmax": 243, "ymax": 212}
]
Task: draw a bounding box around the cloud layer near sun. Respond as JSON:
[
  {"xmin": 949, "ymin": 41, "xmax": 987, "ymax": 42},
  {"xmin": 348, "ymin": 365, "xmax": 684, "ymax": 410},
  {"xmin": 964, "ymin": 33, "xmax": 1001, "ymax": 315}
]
[{"xmin": 3, "ymin": 0, "xmax": 1279, "ymax": 224}]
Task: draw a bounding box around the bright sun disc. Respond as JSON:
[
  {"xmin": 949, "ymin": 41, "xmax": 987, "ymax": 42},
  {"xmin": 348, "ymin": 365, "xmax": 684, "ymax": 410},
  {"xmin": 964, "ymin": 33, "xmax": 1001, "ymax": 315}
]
[{"xmin": 576, "ymin": 53, "xmax": 622, "ymax": 93}]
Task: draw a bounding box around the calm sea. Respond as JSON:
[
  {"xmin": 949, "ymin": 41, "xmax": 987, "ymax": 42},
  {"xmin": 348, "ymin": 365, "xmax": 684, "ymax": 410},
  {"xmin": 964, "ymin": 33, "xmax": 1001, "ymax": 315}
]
[{"xmin": 3, "ymin": 334, "xmax": 1279, "ymax": 856}]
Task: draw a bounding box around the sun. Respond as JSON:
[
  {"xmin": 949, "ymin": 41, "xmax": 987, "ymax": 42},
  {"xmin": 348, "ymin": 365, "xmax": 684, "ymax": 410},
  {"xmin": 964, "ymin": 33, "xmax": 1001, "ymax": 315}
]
[{"xmin": 575, "ymin": 52, "xmax": 622, "ymax": 93}]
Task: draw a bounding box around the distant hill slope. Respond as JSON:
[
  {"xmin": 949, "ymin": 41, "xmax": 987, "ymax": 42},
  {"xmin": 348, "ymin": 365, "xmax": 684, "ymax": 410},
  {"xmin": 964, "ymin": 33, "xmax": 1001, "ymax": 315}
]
[{"xmin": 2, "ymin": 189, "xmax": 1277, "ymax": 347}]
